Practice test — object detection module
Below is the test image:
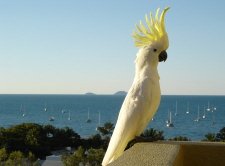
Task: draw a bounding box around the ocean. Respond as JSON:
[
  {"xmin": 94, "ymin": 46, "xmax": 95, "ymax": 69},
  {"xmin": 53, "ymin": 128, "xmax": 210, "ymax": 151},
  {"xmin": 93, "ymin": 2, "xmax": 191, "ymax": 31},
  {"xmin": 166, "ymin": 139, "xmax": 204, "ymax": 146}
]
[{"xmin": 0, "ymin": 94, "xmax": 224, "ymax": 140}]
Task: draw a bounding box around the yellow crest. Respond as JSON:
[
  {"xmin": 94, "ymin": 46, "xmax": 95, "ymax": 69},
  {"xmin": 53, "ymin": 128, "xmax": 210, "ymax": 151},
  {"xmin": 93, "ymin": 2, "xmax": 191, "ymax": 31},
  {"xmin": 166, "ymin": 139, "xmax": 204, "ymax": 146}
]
[{"xmin": 133, "ymin": 7, "xmax": 170, "ymax": 48}]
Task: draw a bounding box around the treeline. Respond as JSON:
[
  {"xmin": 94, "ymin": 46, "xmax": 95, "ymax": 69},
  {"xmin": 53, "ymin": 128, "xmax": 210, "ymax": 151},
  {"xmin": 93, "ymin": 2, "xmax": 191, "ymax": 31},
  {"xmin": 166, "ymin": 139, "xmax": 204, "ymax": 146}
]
[
  {"xmin": 0, "ymin": 122, "xmax": 225, "ymax": 165},
  {"xmin": 0, "ymin": 122, "xmax": 113, "ymax": 165},
  {"xmin": 0, "ymin": 123, "xmax": 80, "ymax": 159}
]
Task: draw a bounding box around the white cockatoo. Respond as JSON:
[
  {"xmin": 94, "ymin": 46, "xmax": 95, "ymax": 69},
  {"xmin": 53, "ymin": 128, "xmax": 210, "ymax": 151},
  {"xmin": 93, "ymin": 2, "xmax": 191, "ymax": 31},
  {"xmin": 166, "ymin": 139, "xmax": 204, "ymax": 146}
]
[{"xmin": 102, "ymin": 7, "xmax": 170, "ymax": 166}]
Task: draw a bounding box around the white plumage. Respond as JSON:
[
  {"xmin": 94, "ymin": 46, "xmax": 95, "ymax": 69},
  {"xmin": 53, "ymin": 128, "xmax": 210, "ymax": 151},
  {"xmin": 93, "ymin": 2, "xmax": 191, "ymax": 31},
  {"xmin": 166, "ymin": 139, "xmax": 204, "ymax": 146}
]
[{"xmin": 102, "ymin": 7, "xmax": 170, "ymax": 166}]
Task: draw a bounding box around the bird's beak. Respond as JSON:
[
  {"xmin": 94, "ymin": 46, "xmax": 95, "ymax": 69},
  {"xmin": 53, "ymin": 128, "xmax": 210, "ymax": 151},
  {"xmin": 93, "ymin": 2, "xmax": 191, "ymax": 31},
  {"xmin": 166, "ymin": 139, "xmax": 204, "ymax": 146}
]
[{"xmin": 159, "ymin": 51, "xmax": 167, "ymax": 62}]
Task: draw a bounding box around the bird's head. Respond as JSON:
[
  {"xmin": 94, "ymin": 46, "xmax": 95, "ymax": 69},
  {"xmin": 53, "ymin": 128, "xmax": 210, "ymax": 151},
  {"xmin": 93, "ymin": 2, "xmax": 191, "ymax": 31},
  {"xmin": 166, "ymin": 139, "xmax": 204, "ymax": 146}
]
[{"xmin": 133, "ymin": 7, "xmax": 170, "ymax": 67}]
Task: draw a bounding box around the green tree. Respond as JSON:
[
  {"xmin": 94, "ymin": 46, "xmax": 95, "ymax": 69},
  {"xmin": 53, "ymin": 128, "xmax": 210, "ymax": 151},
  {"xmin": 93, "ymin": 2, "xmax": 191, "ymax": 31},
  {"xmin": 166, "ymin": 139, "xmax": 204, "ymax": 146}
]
[
  {"xmin": 27, "ymin": 151, "xmax": 36, "ymax": 163},
  {"xmin": 6, "ymin": 151, "xmax": 24, "ymax": 166},
  {"xmin": 86, "ymin": 148, "xmax": 105, "ymax": 166},
  {"xmin": 25, "ymin": 128, "xmax": 41, "ymax": 146},
  {"xmin": 0, "ymin": 148, "xmax": 8, "ymax": 161},
  {"xmin": 216, "ymin": 127, "xmax": 225, "ymax": 141},
  {"xmin": 83, "ymin": 134, "xmax": 104, "ymax": 150},
  {"xmin": 62, "ymin": 146, "xmax": 86, "ymax": 166},
  {"xmin": 2, "ymin": 123, "xmax": 46, "ymax": 153},
  {"xmin": 0, "ymin": 123, "xmax": 80, "ymax": 159},
  {"xmin": 0, "ymin": 127, "xmax": 6, "ymax": 148},
  {"xmin": 62, "ymin": 147, "xmax": 105, "ymax": 166},
  {"xmin": 141, "ymin": 128, "xmax": 164, "ymax": 141},
  {"xmin": 43, "ymin": 125, "xmax": 81, "ymax": 149},
  {"xmin": 202, "ymin": 133, "xmax": 216, "ymax": 142},
  {"xmin": 96, "ymin": 122, "xmax": 114, "ymax": 150},
  {"xmin": 169, "ymin": 136, "xmax": 190, "ymax": 141},
  {"xmin": 97, "ymin": 122, "xmax": 114, "ymax": 137}
]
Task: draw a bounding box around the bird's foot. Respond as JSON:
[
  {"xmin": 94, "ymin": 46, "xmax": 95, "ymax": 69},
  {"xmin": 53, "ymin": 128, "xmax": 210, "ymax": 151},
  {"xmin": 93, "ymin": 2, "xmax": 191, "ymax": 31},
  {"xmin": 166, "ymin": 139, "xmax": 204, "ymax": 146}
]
[{"xmin": 125, "ymin": 136, "xmax": 154, "ymax": 150}]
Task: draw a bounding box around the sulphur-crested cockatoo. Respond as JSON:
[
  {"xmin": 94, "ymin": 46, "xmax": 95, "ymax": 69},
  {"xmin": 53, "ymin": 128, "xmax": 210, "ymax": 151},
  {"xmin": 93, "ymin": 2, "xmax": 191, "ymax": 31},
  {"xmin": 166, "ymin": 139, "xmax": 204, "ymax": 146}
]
[{"xmin": 102, "ymin": 7, "xmax": 170, "ymax": 166}]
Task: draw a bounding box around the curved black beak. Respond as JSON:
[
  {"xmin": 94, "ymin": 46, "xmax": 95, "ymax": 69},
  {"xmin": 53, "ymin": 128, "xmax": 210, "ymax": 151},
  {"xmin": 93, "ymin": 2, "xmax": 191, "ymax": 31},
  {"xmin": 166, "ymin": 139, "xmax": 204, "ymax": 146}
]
[{"xmin": 159, "ymin": 51, "xmax": 167, "ymax": 62}]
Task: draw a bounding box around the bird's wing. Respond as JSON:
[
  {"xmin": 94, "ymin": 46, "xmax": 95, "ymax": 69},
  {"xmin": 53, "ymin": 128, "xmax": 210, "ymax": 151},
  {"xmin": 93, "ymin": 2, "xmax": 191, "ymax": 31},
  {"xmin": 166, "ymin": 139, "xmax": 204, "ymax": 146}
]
[{"xmin": 103, "ymin": 79, "xmax": 150, "ymax": 165}]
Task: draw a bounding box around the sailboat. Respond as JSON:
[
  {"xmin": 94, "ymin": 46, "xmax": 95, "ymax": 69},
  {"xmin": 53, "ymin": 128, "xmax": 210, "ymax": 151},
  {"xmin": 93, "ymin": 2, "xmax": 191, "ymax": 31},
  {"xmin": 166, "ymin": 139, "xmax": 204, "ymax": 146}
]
[
  {"xmin": 212, "ymin": 106, "xmax": 216, "ymax": 113},
  {"xmin": 86, "ymin": 108, "xmax": 91, "ymax": 123},
  {"xmin": 206, "ymin": 101, "xmax": 210, "ymax": 111},
  {"xmin": 61, "ymin": 108, "xmax": 66, "ymax": 114},
  {"xmin": 186, "ymin": 102, "xmax": 190, "ymax": 114},
  {"xmin": 174, "ymin": 101, "xmax": 178, "ymax": 116},
  {"xmin": 21, "ymin": 104, "xmax": 26, "ymax": 117},
  {"xmin": 165, "ymin": 110, "xmax": 170, "ymax": 124},
  {"xmin": 202, "ymin": 105, "xmax": 206, "ymax": 119},
  {"xmin": 166, "ymin": 111, "xmax": 174, "ymax": 127},
  {"xmin": 49, "ymin": 106, "xmax": 55, "ymax": 121},
  {"xmin": 49, "ymin": 116, "xmax": 55, "ymax": 121},
  {"xmin": 194, "ymin": 105, "xmax": 200, "ymax": 122},
  {"xmin": 44, "ymin": 103, "xmax": 47, "ymax": 112},
  {"xmin": 68, "ymin": 110, "xmax": 71, "ymax": 121},
  {"xmin": 61, "ymin": 105, "xmax": 67, "ymax": 114}
]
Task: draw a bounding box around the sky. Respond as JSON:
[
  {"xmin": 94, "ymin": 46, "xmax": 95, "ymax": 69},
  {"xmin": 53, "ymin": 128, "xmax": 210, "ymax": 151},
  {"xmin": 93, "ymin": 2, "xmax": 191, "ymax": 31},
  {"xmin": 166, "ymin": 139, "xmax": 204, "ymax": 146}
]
[{"xmin": 0, "ymin": 0, "xmax": 225, "ymax": 95}]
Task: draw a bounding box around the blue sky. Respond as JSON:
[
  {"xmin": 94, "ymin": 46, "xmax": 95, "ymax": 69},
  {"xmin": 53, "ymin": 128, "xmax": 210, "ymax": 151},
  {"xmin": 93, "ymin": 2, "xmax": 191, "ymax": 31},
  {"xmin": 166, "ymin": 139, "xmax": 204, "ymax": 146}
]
[{"xmin": 0, "ymin": 0, "xmax": 225, "ymax": 95}]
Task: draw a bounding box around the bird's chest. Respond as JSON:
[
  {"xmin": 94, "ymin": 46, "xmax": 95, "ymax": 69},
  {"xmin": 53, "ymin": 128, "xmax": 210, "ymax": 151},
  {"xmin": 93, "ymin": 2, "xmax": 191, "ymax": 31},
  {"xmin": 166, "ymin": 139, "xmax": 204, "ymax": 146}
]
[
  {"xmin": 137, "ymin": 78, "xmax": 161, "ymax": 122},
  {"xmin": 139, "ymin": 77, "xmax": 160, "ymax": 100}
]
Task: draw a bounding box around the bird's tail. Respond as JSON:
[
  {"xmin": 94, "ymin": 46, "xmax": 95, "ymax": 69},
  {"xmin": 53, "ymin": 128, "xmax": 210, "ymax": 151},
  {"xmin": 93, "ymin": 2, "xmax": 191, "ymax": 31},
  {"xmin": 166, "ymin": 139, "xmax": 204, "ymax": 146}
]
[
  {"xmin": 102, "ymin": 143, "xmax": 125, "ymax": 166},
  {"xmin": 102, "ymin": 130, "xmax": 131, "ymax": 166}
]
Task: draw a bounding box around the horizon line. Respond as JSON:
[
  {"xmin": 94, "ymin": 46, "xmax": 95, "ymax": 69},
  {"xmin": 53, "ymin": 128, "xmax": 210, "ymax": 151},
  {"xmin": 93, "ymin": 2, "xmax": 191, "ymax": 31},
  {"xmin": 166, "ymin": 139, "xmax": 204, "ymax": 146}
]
[{"xmin": 0, "ymin": 93, "xmax": 225, "ymax": 96}]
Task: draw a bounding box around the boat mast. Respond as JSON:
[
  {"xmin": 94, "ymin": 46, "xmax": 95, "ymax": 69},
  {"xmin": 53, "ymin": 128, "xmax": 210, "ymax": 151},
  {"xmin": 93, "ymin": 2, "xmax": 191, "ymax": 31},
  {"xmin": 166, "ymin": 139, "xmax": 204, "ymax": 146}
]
[{"xmin": 175, "ymin": 101, "xmax": 178, "ymax": 116}]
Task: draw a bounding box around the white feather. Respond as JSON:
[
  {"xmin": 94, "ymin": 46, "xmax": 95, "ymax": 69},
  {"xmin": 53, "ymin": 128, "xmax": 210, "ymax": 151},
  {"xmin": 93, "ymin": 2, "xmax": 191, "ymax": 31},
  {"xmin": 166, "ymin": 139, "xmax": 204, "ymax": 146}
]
[{"xmin": 102, "ymin": 47, "xmax": 162, "ymax": 166}]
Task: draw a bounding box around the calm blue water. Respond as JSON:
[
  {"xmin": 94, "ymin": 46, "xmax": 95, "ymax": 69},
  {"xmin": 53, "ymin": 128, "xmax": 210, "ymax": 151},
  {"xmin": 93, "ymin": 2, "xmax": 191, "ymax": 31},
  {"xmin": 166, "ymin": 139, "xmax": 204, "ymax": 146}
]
[{"xmin": 0, "ymin": 95, "xmax": 225, "ymax": 140}]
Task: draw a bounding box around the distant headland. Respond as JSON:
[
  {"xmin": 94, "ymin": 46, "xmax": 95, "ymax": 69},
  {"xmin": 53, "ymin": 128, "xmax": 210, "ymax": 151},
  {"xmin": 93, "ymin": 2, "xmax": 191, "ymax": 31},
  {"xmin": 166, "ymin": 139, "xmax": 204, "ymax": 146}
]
[
  {"xmin": 85, "ymin": 92, "xmax": 96, "ymax": 95},
  {"xmin": 113, "ymin": 91, "xmax": 127, "ymax": 95}
]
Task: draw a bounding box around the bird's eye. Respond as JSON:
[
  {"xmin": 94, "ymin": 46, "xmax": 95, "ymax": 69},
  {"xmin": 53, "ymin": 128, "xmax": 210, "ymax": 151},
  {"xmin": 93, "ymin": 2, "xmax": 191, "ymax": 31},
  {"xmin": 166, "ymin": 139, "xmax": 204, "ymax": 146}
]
[{"xmin": 153, "ymin": 49, "xmax": 157, "ymax": 52}]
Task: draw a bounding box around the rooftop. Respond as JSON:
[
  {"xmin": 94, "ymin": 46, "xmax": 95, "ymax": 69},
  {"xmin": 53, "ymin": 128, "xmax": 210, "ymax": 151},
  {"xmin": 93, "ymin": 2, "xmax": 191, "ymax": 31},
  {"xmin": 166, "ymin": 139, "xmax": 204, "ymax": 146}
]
[{"xmin": 109, "ymin": 141, "xmax": 225, "ymax": 166}]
